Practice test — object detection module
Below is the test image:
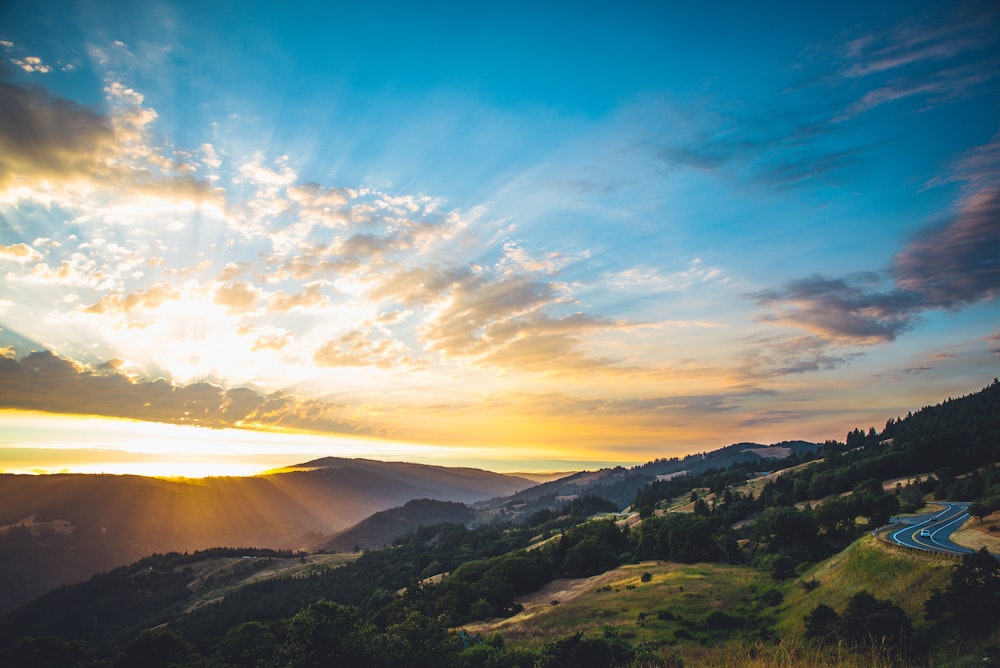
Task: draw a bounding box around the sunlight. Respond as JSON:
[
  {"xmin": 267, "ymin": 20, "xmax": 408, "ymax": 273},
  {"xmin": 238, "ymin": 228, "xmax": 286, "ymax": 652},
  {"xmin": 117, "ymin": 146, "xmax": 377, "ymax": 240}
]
[{"xmin": 0, "ymin": 410, "xmax": 607, "ymax": 476}]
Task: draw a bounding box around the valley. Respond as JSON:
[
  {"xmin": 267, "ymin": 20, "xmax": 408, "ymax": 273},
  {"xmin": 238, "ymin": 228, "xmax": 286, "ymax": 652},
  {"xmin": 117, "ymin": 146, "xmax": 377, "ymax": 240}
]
[{"xmin": 0, "ymin": 381, "xmax": 998, "ymax": 666}]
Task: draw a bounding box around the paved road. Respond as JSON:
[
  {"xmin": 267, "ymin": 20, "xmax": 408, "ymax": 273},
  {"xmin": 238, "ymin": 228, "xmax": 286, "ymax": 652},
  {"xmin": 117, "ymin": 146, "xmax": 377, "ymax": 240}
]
[{"xmin": 887, "ymin": 502, "xmax": 973, "ymax": 557}]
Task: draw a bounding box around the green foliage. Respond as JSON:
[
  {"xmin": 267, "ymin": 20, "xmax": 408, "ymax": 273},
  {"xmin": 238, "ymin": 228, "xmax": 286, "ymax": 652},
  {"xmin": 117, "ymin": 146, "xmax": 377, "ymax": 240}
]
[
  {"xmin": 0, "ymin": 635, "xmax": 100, "ymax": 668},
  {"xmin": 804, "ymin": 591, "xmax": 912, "ymax": 655},
  {"xmin": 538, "ymin": 633, "xmax": 615, "ymax": 668},
  {"xmin": 631, "ymin": 512, "xmax": 723, "ymax": 563},
  {"xmin": 925, "ymin": 547, "xmax": 1000, "ymax": 634},
  {"xmin": 837, "ymin": 591, "xmax": 912, "ymax": 652},
  {"xmin": 276, "ymin": 600, "xmax": 370, "ymax": 667},
  {"xmin": 213, "ymin": 621, "xmax": 278, "ymax": 668},
  {"xmin": 549, "ymin": 520, "xmax": 630, "ymax": 578},
  {"xmin": 115, "ymin": 629, "xmax": 198, "ymax": 668},
  {"xmin": 803, "ymin": 603, "xmax": 839, "ymax": 641}
]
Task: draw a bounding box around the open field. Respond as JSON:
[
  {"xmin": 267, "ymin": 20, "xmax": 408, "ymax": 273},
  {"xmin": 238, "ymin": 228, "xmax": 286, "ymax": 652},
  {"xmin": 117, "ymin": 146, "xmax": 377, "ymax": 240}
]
[{"xmin": 950, "ymin": 510, "xmax": 1000, "ymax": 554}]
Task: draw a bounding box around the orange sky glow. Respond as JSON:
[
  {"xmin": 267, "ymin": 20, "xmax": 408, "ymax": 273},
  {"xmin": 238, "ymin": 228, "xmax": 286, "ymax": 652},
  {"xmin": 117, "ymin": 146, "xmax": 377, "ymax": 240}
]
[{"xmin": 1, "ymin": 2, "xmax": 998, "ymax": 477}]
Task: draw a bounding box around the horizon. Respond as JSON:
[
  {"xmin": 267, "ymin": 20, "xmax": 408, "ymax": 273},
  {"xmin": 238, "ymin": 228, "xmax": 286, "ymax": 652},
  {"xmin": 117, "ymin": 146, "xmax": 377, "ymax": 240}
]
[{"xmin": 1, "ymin": 1, "xmax": 999, "ymax": 477}]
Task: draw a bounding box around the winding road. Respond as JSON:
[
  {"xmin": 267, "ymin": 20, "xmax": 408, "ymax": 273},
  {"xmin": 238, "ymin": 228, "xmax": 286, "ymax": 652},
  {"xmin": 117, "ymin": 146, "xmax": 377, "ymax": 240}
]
[{"xmin": 886, "ymin": 502, "xmax": 974, "ymax": 557}]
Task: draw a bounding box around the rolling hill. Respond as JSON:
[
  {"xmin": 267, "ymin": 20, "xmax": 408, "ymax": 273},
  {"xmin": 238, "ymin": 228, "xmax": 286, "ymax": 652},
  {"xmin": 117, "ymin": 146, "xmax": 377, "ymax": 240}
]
[{"xmin": 0, "ymin": 457, "xmax": 534, "ymax": 613}]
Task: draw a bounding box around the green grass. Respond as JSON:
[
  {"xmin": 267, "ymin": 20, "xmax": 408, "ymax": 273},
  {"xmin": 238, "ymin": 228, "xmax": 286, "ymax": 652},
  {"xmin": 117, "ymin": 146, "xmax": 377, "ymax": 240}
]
[
  {"xmin": 463, "ymin": 560, "xmax": 783, "ymax": 665},
  {"xmin": 463, "ymin": 534, "xmax": 972, "ymax": 666},
  {"xmin": 777, "ymin": 535, "xmax": 953, "ymax": 637}
]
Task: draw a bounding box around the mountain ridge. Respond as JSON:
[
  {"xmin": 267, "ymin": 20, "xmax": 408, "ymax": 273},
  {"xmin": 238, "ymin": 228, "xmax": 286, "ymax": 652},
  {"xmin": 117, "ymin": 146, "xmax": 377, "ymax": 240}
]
[{"xmin": 0, "ymin": 458, "xmax": 534, "ymax": 613}]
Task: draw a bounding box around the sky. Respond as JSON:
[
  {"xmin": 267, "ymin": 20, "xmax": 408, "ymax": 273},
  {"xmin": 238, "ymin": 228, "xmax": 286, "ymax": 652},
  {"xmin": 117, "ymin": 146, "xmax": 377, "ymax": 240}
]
[{"xmin": 0, "ymin": 0, "xmax": 998, "ymax": 476}]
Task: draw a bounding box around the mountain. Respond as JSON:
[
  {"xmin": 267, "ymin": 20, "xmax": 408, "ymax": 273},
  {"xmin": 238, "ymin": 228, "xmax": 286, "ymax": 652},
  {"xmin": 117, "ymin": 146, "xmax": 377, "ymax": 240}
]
[
  {"xmin": 0, "ymin": 458, "xmax": 534, "ymax": 614},
  {"xmin": 481, "ymin": 440, "xmax": 820, "ymax": 519},
  {"xmin": 321, "ymin": 498, "xmax": 475, "ymax": 553}
]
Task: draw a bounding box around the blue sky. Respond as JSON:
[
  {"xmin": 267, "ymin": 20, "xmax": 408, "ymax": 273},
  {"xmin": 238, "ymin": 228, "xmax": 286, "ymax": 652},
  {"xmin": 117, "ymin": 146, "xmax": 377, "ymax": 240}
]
[{"xmin": 0, "ymin": 0, "xmax": 998, "ymax": 474}]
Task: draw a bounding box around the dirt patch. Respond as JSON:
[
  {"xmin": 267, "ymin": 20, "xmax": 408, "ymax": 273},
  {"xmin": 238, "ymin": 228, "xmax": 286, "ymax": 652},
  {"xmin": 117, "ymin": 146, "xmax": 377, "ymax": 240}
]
[
  {"xmin": 461, "ymin": 569, "xmax": 629, "ymax": 639},
  {"xmin": 950, "ymin": 511, "xmax": 1000, "ymax": 554}
]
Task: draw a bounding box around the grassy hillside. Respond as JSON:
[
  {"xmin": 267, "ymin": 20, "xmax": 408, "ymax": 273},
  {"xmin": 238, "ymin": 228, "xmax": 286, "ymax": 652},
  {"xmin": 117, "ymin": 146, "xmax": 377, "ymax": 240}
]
[
  {"xmin": 777, "ymin": 535, "xmax": 954, "ymax": 634},
  {"xmin": 462, "ymin": 534, "xmax": 973, "ymax": 666}
]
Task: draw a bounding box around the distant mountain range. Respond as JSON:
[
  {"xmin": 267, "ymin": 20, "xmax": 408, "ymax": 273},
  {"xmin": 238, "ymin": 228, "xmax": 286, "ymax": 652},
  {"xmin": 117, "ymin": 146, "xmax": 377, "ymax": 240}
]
[{"xmin": 0, "ymin": 457, "xmax": 533, "ymax": 613}]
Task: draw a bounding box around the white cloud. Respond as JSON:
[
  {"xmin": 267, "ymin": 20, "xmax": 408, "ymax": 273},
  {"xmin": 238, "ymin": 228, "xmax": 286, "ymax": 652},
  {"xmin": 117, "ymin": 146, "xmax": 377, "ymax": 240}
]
[
  {"xmin": 11, "ymin": 55, "xmax": 52, "ymax": 73},
  {"xmin": 0, "ymin": 243, "xmax": 43, "ymax": 262}
]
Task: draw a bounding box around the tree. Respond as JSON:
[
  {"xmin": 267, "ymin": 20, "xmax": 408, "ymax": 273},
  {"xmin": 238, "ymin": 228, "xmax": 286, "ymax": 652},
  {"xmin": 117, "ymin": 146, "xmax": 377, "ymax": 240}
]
[
  {"xmin": 116, "ymin": 630, "xmax": 196, "ymax": 668},
  {"xmin": 538, "ymin": 633, "xmax": 614, "ymax": 668},
  {"xmin": 925, "ymin": 547, "xmax": 1000, "ymax": 633},
  {"xmin": 968, "ymin": 501, "xmax": 989, "ymax": 523},
  {"xmin": 851, "ymin": 479, "xmax": 899, "ymax": 529},
  {"xmin": 0, "ymin": 636, "xmax": 98, "ymax": 668},
  {"xmin": 837, "ymin": 591, "xmax": 911, "ymax": 651},
  {"xmin": 215, "ymin": 621, "xmax": 277, "ymax": 668},
  {"xmin": 277, "ymin": 600, "xmax": 371, "ymax": 667}
]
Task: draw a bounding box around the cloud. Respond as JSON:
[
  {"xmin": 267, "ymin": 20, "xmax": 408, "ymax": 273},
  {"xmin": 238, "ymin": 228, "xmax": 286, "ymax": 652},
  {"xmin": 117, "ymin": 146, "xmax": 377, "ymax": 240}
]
[
  {"xmin": 82, "ymin": 283, "xmax": 181, "ymax": 315},
  {"xmin": 214, "ymin": 282, "xmax": 261, "ymax": 314},
  {"xmin": 840, "ymin": 2, "xmax": 998, "ymax": 79},
  {"xmin": 0, "ymin": 79, "xmax": 220, "ymax": 210},
  {"xmin": 754, "ymin": 132, "xmax": 1000, "ymax": 343},
  {"xmin": 287, "ymin": 183, "xmax": 356, "ymax": 227},
  {"xmin": 842, "ymin": 63, "xmax": 995, "ymax": 117},
  {"xmin": 655, "ymin": 114, "xmax": 858, "ymax": 189},
  {"xmin": 0, "ymin": 81, "xmax": 114, "ymax": 189},
  {"xmin": 313, "ymin": 329, "xmax": 414, "ymax": 370},
  {"xmin": 416, "ymin": 273, "xmax": 559, "ymax": 357},
  {"xmin": 987, "ymin": 331, "xmax": 1000, "ymax": 355},
  {"xmin": 250, "ymin": 331, "xmax": 292, "ymax": 352},
  {"xmin": 10, "ymin": 55, "xmax": 52, "ymax": 74},
  {"xmin": 0, "ymin": 350, "xmax": 367, "ymax": 435},
  {"xmin": 0, "ymin": 243, "xmax": 43, "ymax": 262},
  {"xmin": 737, "ymin": 335, "xmax": 865, "ymax": 378},
  {"xmin": 268, "ymin": 284, "xmax": 329, "ymax": 313},
  {"xmin": 751, "ymin": 275, "xmax": 920, "ymax": 343},
  {"xmin": 892, "ymin": 187, "xmax": 1000, "ymax": 307}
]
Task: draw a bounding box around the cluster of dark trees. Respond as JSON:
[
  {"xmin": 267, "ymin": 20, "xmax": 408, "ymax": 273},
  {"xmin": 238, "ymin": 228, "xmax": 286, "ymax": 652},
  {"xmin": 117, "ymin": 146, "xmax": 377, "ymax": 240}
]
[{"xmin": 0, "ymin": 609, "xmax": 669, "ymax": 668}]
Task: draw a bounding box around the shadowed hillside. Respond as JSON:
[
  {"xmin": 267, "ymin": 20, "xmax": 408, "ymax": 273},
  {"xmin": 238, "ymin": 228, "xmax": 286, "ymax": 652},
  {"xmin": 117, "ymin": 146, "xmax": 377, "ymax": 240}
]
[{"xmin": 0, "ymin": 458, "xmax": 533, "ymax": 613}]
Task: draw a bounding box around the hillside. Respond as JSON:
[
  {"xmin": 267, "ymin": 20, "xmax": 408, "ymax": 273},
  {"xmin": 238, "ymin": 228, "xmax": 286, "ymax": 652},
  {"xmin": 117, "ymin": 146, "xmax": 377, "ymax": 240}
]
[
  {"xmin": 0, "ymin": 458, "xmax": 533, "ymax": 613},
  {"xmin": 321, "ymin": 498, "xmax": 475, "ymax": 552},
  {"xmin": 481, "ymin": 440, "xmax": 820, "ymax": 518},
  {"xmin": 1, "ymin": 382, "xmax": 998, "ymax": 666},
  {"xmin": 461, "ymin": 535, "xmax": 961, "ymax": 666}
]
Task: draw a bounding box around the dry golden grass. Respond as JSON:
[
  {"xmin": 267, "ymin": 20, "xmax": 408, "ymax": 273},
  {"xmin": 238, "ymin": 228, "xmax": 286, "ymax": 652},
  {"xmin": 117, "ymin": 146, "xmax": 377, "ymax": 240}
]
[{"xmin": 950, "ymin": 510, "xmax": 1000, "ymax": 554}]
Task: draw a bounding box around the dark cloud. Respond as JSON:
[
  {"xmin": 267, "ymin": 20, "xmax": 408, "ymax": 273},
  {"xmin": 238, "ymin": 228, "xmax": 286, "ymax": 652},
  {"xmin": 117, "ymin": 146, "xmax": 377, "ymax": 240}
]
[
  {"xmin": 0, "ymin": 350, "xmax": 366, "ymax": 435},
  {"xmin": 892, "ymin": 186, "xmax": 1000, "ymax": 307},
  {"xmin": 751, "ymin": 275, "xmax": 921, "ymax": 343},
  {"xmin": 754, "ymin": 146, "xmax": 1000, "ymax": 343},
  {"xmin": 0, "ymin": 80, "xmax": 217, "ymax": 202},
  {"xmin": 0, "ymin": 81, "xmax": 113, "ymax": 187}
]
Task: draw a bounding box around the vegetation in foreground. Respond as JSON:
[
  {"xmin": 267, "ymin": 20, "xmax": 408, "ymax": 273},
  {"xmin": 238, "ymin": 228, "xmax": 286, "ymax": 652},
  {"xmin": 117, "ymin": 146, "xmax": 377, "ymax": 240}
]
[{"xmin": 0, "ymin": 380, "xmax": 998, "ymax": 666}]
